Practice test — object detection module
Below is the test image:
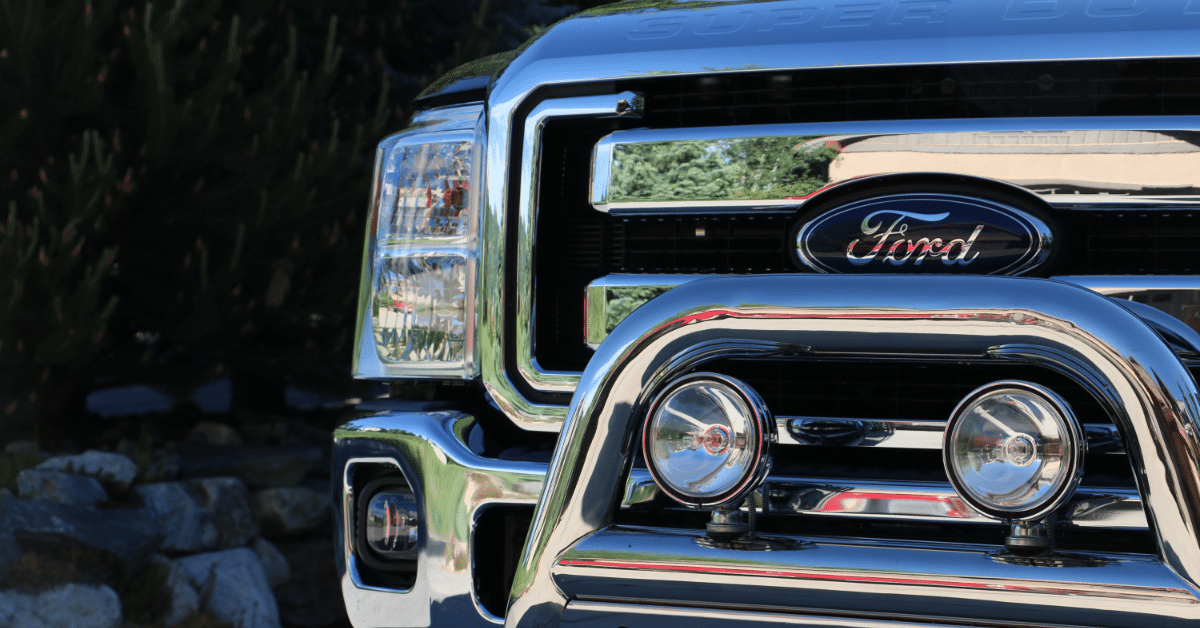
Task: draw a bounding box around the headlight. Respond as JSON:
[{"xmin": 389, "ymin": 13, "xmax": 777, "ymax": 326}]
[
  {"xmin": 642, "ymin": 373, "xmax": 774, "ymax": 508},
  {"xmin": 943, "ymin": 380, "xmax": 1085, "ymax": 521},
  {"xmin": 354, "ymin": 104, "xmax": 483, "ymax": 379}
]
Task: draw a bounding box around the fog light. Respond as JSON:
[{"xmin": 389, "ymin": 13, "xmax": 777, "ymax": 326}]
[
  {"xmin": 357, "ymin": 478, "xmax": 419, "ymax": 571},
  {"xmin": 642, "ymin": 373, "xmax": 774, "ymax": 508},
  {"xmin": 943, "ymin": 381, "xmax": 1085, "ymax": 521}
]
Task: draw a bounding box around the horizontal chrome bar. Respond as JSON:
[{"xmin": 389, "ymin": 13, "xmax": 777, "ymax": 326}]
[
  {"xmin": 623, "ymin": 469, "xmax": 1147, "ymax": 530},
  {"xmin": 778, "ymin": 416, "xmax": 1125, "ymax": 454},
  {"xmin": 561, "ymin": 600, "xmax": 982, "ymax": 628},
  {"xmin": 553, "ymin": 527, "xmax": 1200, "ymax": 628},
  {"xmin": 591, "ymin": 119, "xmax": 1200, "ymax": 214},
  {"xmin": 584, "ymin": 274, "xmax": 1200, "ymax": 353},
  {"xmin": 507, "ymin": 275, "xmax": 1200, "ymax": 628}
]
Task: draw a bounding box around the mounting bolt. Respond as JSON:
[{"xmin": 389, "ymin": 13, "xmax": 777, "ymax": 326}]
[
  {"xmin": 706, "ymin": 505, "xmax": 748, "ymax": 541},
  {"xmin": 1006, "ymin": 518, "xmax": 1055, "ymax": 556}
]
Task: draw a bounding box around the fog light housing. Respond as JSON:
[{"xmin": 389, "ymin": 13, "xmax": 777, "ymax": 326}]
[
  {"xmin": 642, "ymin": 373, "xmax": 774, "ymax": 508},
  {"xmin": 943, "ymin": 380, "xmax": 1085, "ymax": 522},
  {"xmin": 357, "ymin": 478, "xmax": 419, "ymax": 572}
]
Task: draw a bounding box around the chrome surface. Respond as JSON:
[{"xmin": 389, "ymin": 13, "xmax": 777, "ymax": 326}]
[
  {"xmin": 583, "ymin": 274, "xmax": 1200, "ymax": 352},
  {"xmin": 585, "ymin": 275, "xmax": 715, "ymax": 349},
  {"xmin": 796, "ymin": 193, "xmax": 1053, "ymax": 275},
  {"xmin": 753, "ymin": 474, "xmax": 1146, "ymax": 530},
  {"xmin": 560, "ymin": 600, "xmax": 1008, "ymax": 628},
  {"xmin": 943, "ymin": 381, "xmax": 1086, "ymax": 521},
  {"xmin": 642, "ymin": 372, "xmax": 775, "ymax": 508},
  {"xmin": 334, "ymin": 411, "xmax": 544, "ymax": 627},
  {"xmin": 481, "ymin": 93, "xmax": 637, "ymax": 429},
  {"xmin": 478, "ymin": 0, "xmax": 1200, "ymax": 430},
  {"xmin": 354, "ymin": 104, "xmax": 484, "ymax": 380},
  {"xmin": 591, "ymin": 121, "xmax": 1200, "ymax": 214},
  {"xmin": 505, "ymin": 275, "xmax": 1200, "ymax": 628},
  {"xmin": 780, "ymin": 416, "xmax": 1126, "ymax": 454},
  {"xmin": 551, "ymin": 527, "xmax": 1200, "ymax": 628}
]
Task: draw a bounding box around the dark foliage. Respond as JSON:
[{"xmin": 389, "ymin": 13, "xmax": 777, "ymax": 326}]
[{"xmin": 0, "ymin": 0, "xmax": 586, "ymax": 444}]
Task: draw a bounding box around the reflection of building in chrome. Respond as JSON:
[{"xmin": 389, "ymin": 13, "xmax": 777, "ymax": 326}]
[{"xmin": 829, "ymin": 131, "xmax": 1200, "ymax": 198}]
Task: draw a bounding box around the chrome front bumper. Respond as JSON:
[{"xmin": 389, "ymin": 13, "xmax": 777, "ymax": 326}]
[{"xmin": 336, "ymin": 275, "xmax": 1200, "ymax": 628}]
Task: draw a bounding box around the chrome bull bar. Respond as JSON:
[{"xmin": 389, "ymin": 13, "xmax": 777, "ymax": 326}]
[{"xmin": 507, "ymin": 275, "xmax": 1200, "ymax": 628}]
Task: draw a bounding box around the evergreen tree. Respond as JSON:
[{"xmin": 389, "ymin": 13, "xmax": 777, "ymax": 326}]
[{"xmin": 1, "ymin": 0, "xmax": 577, "ymax": 443}]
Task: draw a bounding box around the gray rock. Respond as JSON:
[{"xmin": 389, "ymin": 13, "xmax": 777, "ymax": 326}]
[
  {"xmin": 187, "ymin": 421, "xmax": 243, "ymax": 446},
  {"xmin": 251, "ymin": 538, "xmax": 290, "ymax": 589},
  {"xmin": 0, "ymin": 495, "xmax": 163, "ymax": 579},
  {"xmin": 251, "ymin": 486, "xmax": 329, "ymax": 537},
  {"xmin": 144, "ymin": 452, "xmax": 183, "ymax": 483},
  {"xmin": 16, "ymin": 470, "xmax": 108, "ymax": 506},
  {"xmin": 0, "ymin": 530, "xmax": 22, "ymax": 574},
  {"xmin": 136, "ymin": 478, "xmax": 258, "ymax": 552},
  {"xmin": 182, "ymin": 445, "xmax": 321, "ymax": 488},
  {"xmin": 0, "ymin": 584, "xmax": 122, "ymax": 628},
  {"xmin": 175, "ymin": 548, "xmax": 280, "ymax": 628},
  {"xmin": 36, "ymin": 450, "xmax": 137, "ymax": 490},
  {"xmin": 151, "ymin": 555, "xmax": 200, "ymax": 626}
]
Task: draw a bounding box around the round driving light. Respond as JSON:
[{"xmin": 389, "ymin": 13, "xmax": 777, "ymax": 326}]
[
  {"xmin": 642, "ymin": 373, "xmax": 774, "ymax": 508},
  {"xmin": 943, "ymin": 381, "xmax": 1085, "ymax": 521}
]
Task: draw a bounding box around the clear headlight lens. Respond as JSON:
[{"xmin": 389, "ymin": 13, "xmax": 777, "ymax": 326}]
[
  {"xmin": 642, "ymin": 373, "xmax": 774, "ymax": 508},
  {"xmin": 355, "ymin": 105, "xmax": 483, "ymax": 379},
  {"xmin": 944, "ymin": 381, "xmax": 1085, "ymax": 520}
]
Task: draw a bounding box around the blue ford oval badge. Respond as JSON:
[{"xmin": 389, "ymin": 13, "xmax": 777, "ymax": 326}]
[{"xmin": 795, "ymin": 193, "xmax": 1053, "ymax": 275}]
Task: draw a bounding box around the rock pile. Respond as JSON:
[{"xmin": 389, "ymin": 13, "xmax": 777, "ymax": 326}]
[{"xmin": 0, "ymin": 419, "xmax": 344, "ymax": 628}]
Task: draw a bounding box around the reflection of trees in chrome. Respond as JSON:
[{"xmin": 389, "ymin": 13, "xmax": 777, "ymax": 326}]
[
  {"xmin": 611, "ymin": 136, "xmax": 839, "ymax": 203},
  {"xmin": 372, "ymin": 256, "xmax": 467, "ymax": 363}
]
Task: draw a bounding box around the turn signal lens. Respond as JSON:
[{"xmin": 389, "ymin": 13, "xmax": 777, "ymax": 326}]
[
  {"xmin": 643, "ymin": 373, "xmax": 774, "ymax": 508},
  {"xmin": 944, "ymin": 381, "xmax": 1085, "ymax": 520}
]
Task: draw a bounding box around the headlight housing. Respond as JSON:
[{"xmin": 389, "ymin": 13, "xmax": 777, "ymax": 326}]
[
  {"xmin": 943, "ymin": 380, "xmax": 1085, "ymax": 521},
  {"xmin": 354, "ymin": 104, "xmax": 484, "ymax": 379}
]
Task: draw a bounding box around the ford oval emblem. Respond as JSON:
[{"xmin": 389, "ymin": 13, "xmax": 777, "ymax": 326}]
[{"xmin": 795, "ymin": 193, "xmax": 1053, "ymax": 275}]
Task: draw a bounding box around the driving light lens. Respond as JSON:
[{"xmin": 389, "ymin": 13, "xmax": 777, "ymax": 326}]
[
  {"xmin": 643, "ymin": 373, "xmax": 773, "ymax": 508},
  {"xmin": 944, "ymin": 381, "xmax": 1085, "ymax": 520}
]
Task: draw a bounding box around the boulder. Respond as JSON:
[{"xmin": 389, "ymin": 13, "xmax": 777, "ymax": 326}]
[
  {"xmin": 251, "ymin": 537, "xmax": 291, "ymax": 589},
  {"xmin": 0, "ymin": 531, "xmax": 21, "ymax": 573},
  {"xmin": 175, "ymin": 548, "xmax": 280, "ymax": 628},
  {"xmin": 143, "ymin": 452, "xmax": 183, "ymax": 483},
  {"xmin": 251, "ymin": 486, "xmax": 329, "ymax": 537},
  {"xmin": 181, "ymin": 445, "xmax": 321, "ymax": 488},
  {"xmin": 0, "ymin": 495, "xmax": 163, "ymax": 579},
  {"xmin": 16, "ymin": 470, "xmax": 108, "ymax": 506},
  {"xmin": 36, "ymin": 450, "xmax": 137, "ymax": 491},
  {"xmin": 187, "ymin": 421, "xmax": 244, "ymax": 446},
  {"xmin": 136, "ymin": 478, "xmax": 257, "ymax": 552},
  {"xmin": 0, "ymin": 583, "xmax": 122, "ymax": 628},
  {"xmin": 150, "ymin": 555, "xmax": 200, "ymax": 626}
]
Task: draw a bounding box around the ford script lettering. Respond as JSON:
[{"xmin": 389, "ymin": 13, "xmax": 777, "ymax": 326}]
[
  {"xmin": 845, "ymin": 210, "xmax": 983, "ymax": 267},
  {"xmin": 795, "ymin": 193, "xmax": 1053, "ymax": 275}
]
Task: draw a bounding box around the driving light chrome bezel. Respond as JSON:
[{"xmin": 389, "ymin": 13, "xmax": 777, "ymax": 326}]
[
  {"xmin": 943, "ymin": 380, "xmax": 1086, "ymax": 522},
  {"xmin": 641, "ymin": 372, "xmax": 774, "ymax": 509}
]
